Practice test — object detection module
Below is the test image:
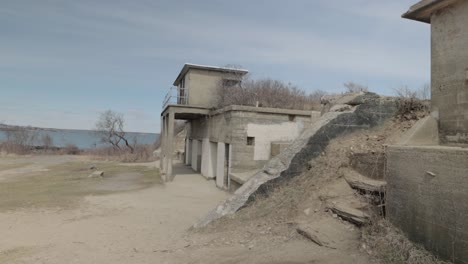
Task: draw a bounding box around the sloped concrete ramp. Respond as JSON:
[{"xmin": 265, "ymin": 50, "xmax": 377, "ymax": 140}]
[{"xmin": 194, "ymin": 93, "xmax": 398, "ymax": 228}]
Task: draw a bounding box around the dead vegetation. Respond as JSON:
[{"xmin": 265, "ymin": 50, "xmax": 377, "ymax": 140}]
[
  {"xmin": 217, "ymin": 77, "xmax": 324, "ymax": 111},
  {"xmin": 394, "ymin": 85, "xmax": 430, "ymax": 121},
  {"xmin": 362, "ymin": 219, "xmax": 450, "ymax": 264},
  {"xmin": 84, "ymin": 144, "xmax": 155, "ymax": 162}
]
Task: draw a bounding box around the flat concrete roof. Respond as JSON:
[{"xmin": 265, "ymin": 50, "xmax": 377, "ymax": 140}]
[
  {"xmin": 210, "ymin": 105, "xmax": 319, "ymax": 117},
  {"xmin": 173, "ymin": 63, "xmax": 249, "ymax": 86},
  {"xmin": 402, "ymin": 0, "xmax": 459, "ymax": 23}
]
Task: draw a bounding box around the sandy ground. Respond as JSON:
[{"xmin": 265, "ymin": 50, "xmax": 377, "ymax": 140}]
[
  {"xmin": 0, "ymin": 156, "xmax": 372, "ymax": 264},
  {"xmin": 0, "ymin": 157, "xmax": 229, "ymax": 264}
]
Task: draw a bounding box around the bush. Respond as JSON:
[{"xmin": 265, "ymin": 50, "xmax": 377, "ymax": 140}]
[
  {"xmin": 61, "ymin": 144, "xmax": 80, "ymax": 155},
  {"xmin": 218, "ymin": 78, "xmax": 323, "ymax": 111},
  {"xmin": 394, "ymin": 86, "xmax": 430, "ymax": 120}
]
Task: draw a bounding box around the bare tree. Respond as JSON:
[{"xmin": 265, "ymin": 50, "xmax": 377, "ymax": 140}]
[
  {"xmin": 95, "ymin": 110, "xmax": 134, "ymax": 153},
  {"xmin": 41, "ymin": 133, "xmax": 53, "ymax": 149},
  {"xmin": 344, "ymin": 82, "xmax": 369, "ymax": 93}
]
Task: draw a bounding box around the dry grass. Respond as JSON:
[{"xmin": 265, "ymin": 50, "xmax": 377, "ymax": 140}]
[
  {"xmin": 84, "ymin": 144, "xmax": 155, "ymax": 162},
  {"xmin": 0, "ymin": 162, "xmax": 33, "ymax": 171},
  {"xmin": 0, "ymin": 161, "xmax": 161, "ymax": 211},
  {"xmin": 362, "ymin": 219, "xmax": 450, "ymax": 264}
]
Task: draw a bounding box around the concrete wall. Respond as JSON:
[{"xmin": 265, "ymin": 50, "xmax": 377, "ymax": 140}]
[
  {"xmin": 189, "ymin": 109, "xmax": 317, "ymax": 174},
  {"xmin": 431, "ymin": 0, "xmax": 468, "ymax": 144},
  {"xmin": 246, "ymin": 122, "xmax": 303, "ymax": 161},
  {"xmin": 387, "ymin": 145, "xmax": 468, "ymax": 263},
  {"xmin": 185, "ymin": 69, "xmax": 241, "ymax": 108}
]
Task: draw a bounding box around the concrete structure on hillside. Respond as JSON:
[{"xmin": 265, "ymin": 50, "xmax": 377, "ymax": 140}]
[
  {"xmin": 386, "ymin": 1, "xmax": 468, "ymax": 263},
  {"xmin": 159, "ymin": 63, "xmax": 320, "ymax": 189},
  {"xmin": 403, "ymin": 0, "xmax": 468, "ymax": 145}
]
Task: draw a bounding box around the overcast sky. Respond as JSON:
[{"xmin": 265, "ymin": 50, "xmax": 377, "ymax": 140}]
[{"xmin": 0, "ymin": 0, "xmax": 429, "ymax": 133}]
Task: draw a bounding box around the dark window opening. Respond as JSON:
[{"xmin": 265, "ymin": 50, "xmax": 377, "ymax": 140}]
[
  {"xmin": 223, "ymin": 79, "xmax": 240, "ymax": 87},
  {"xmin": 247, "ymin": 137, "xmax": 255, "ymax": 146}
]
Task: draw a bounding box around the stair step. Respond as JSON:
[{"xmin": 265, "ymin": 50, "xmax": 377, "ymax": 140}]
[
  {"xmin": 328, "ymin": 202, "xmax": 370, "ymax": 225},
  {"xmin": 340, "ymin": 168, "xmax": 386, "ymax": 193}
]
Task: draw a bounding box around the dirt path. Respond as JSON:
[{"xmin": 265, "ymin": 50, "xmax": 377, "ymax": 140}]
[
  {"xmin": 0, "ymin": 156, "xmax": 372, "ymax": 264},
  {"xmin": 0, "ymin": 159, "xmax": 229, "ymax": 264}
]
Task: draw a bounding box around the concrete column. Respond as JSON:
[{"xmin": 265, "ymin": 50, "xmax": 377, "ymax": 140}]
[
  {"xmin": 216, "ymin": 142, "xmax": 225, "ymax": 188},
  {"xmin": 201, "ymin": 138, "xmax": 215, "ymax": 179},
  {"xmin": 185, "ymin": 139, "xmax": 192, "ymax": 165},
  {"xmin": 160, "ymin": 115, "xmax": 166, "ymax": 175},
  {"xmin": 185, "ymin": 123, "xmax": 191, "ymax": 165},
  {"xmin": 166, "ymin": 111, "xmax": 175, "ymax": 181},
  {"xmin": 191, "ymin": 140, "xmax": 199, "ymax": 171}
]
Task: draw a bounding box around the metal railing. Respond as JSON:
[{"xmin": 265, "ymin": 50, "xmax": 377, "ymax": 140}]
[{"xmin": 162, "ymin": 87, "xmax": 189, "ymax": 109}]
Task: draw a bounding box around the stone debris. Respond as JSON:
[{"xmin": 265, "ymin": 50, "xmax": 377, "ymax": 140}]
[
  {"xmin": 296, "ymin": 224, "xmax": 336, "ymax": 249},
  {"xmin": 88, "ymin": 171, "xmax": 104, "ymax": 178},
  {"xmin": 303, "ymin": 208, "xmax": 311, "ymax": 216}
]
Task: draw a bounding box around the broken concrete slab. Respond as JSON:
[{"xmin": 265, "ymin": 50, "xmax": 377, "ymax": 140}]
[
  {"xmin": 328, "ymin": 203, "xmax": 370, "ymax": 225},
  {"xmin": 296, "ymin": 225, "xmax": 328, "ymax": 247},
  {"xmin": 194, "ymin": 93, "xmax": 397, "ymax": 228},
  {"xmin": 341, "ymin": 168, "xmax": 386, "ymax": 193}
]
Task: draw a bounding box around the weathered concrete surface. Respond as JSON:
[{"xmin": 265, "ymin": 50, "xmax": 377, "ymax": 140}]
[
  {"xmin": 189, "ymin": 106, "xmax": 319, "ymax": 174},
  {"xmin": 430, "ymin": 0, "xmax": 468, "ymax": 145},
  {"xmin": 194, "ymin": 93, "xmax": 398, "ymax": 228},
  {"xmin": 387, "ymin": 145, "xmax": 468, "ymax": 263},
  {"xmin": 349, "ymin": 152, "xmax": 386, "ymax": 180},
  {"xmin": 397, "ymin": 115, "xmax": 439, "ymax": 146}
]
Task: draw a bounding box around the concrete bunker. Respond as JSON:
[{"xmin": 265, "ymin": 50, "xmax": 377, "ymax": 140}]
[
  {"xmin": 385, "ymin": 1, "xmax": 468, "ymax": 262},
  {"xmin": 159, "ymin": 63, "xmax": 320, "ymax": 190}
]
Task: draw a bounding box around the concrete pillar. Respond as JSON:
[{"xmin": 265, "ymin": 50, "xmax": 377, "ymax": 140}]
[
  {"xmin": 191, "ymin": 140, "xmax": 199, "ymax": 171},
  {"xmin": 216, "ymin": 142, "xmax": 225, "ymax": 188},
  {"xmin": 166, "ymin": 111, "xmax": 175, "ymax": 181},
  {"xmin": 201, "ymin": 138, "xmax": 215, "ymax": 179},
  {"xmin": 185, "ymin": 139, "xmax": 192, "ymax": 165},
  {"xmin": 160, "ymin": 115, "xmax": 166, "ymax": 175}
]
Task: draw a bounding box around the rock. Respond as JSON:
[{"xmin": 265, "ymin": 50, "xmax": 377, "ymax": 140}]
[
  {"xmin": 303, "ymin": 208, "xmax": 311, "ymax": 216},
  {"xmin": 89, "ymin": 171, "xmax": 104, "ymax": 178},
  {"xmin": 330, "ymin": 104, "xmax": 353, "ymax": 112},
  {"xmin": 89, "ymin": 165, "xmax": 97, "ymax": 170}
]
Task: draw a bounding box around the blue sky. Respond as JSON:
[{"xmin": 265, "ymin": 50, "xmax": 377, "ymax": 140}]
[{"xmin": 0, "ymin": 0, "xmax": 429, "ymax": 133}]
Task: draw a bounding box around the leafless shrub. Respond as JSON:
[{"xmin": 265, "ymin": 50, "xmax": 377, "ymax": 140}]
[
  {"xmin": 344, "ymin": 82, "xmax": 369, "ymax": 93},
  {"xmin": 61, "ymin": 144, "xmax": 80, "ymax": 155},
  {"xmin": 218, "ymin": 77, "xmax": 322, "ymax": 111},
  {"xmin": 41, "ymin": 133, "xmax": 53, "ymax": 149},
  {"xmin": 85, "ymin": 144, "xmax": 155, "ymax": 162},
  {"xmin": 393, "ymin": 85, "xmax": 430, "ymax": 120},
  {"xmin": 0, "ymin": 126, "xmax": 38, "ymax": 154}
]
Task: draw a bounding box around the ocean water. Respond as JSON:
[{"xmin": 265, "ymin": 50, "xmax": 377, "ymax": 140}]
[{"xmin": 0, "ymin": 128, "xmax": 159, "ymax": 149}]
